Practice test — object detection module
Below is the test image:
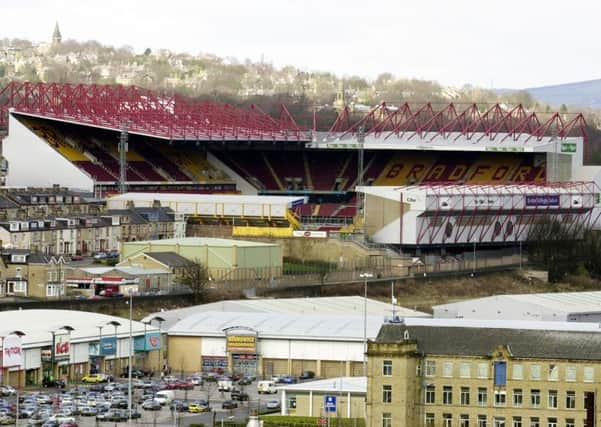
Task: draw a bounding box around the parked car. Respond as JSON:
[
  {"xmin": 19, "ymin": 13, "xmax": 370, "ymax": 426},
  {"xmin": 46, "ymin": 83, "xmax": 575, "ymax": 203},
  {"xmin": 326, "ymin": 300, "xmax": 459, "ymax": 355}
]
[
  {"xmin": 0, "ymin": 386, "xmax": 16, "ymax": 396},
  {"xmin": 81, "ymin": 374, "xmax": 109, "ymax": 384},
  {"xmin": 231, "ymin": 391, "xmax": 249, "ymax": 402},
  {"xmin": 169, "ymin": 400, "xmax": 188, "ymax": 413},
  {"xmin": 42, "ymin": 378, "xmax": 65, "ymax": 388},
  {"xmin": 299, "ymin": 371, "xmax": 315, "ymax": 380},
  {"xmin": 266, "ymin": 400, "xmax": 281, "ymax": 410},
  {"xmin": 186, "ymin": 376, "xmax": 203, "ymax": 386},
  {"xmin": 221, "ymin": 400, "xmax": 238, "ymax": 410},
  {"xmin": 93, "ymin": 252, "xmax": 108, "ymax": 260},
  {"xmin": 187, "ymin": 401, "xmax": 211, "ymax": 413},
  {"xmin": 119, "ymin": 369, "xmax": 146, "ymax": 379},
  {"xmin": 141, "ymin": 400, "xmax": 162, "ymax": 411},
  {"xmin": 238, "ymin": 376, "xmax": 254, "ymax": 386},
  {"xmin": 278, "ymin": 375, "xmax": 297, "ymax": 384}
]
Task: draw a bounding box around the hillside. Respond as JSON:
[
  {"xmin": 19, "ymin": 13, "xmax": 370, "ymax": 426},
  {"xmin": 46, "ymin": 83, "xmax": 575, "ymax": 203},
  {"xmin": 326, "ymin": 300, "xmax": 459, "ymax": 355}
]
[{"xmin": 499, "ymin": 79, "xmax": 601, "ymax": 109}]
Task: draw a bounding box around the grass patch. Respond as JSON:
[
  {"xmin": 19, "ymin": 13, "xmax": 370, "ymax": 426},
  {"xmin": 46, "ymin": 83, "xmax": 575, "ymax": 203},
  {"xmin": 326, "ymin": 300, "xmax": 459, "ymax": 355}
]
[{"xmin": 283, "ymin": 257, "xmax": 338, "ymax": 275}]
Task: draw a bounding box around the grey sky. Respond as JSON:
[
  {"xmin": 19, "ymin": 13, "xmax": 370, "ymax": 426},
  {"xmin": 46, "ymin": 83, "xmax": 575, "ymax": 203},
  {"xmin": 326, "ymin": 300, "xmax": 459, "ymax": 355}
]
[{"xmin": 2, "ymin": 0, "xmax": 599, "ymax": 88}]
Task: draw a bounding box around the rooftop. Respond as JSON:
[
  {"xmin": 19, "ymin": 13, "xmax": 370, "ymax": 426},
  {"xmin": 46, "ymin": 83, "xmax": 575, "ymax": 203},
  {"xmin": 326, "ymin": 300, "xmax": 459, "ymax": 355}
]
[
  {"xmin": 278, "ymin": 376, "xmax": 366, "ymax": 394},
  {"xmin": 0, "ymin": 309, "xmax": 159, "ymax": 347},
  {"xmin": 125, "ymin": 237, "xmax": 279, "ymax": 248},
  {"xmin": 376, "ymin": 318, "xmax": 601, "ymax": 361},
  {"xmin": 143, "ymin": 296, "xmax": 429, "ymax": 329}
]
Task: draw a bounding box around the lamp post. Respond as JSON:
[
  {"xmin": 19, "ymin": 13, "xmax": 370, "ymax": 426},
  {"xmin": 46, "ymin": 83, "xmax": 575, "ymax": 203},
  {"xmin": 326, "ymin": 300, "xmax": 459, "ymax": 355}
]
[
  {"xmin": 107, "ymin": 320, "xmax": 121, "ymax": 380},
  {"xmin": 96, "ymin": 325, "xmax": 104, "ymax": 374},
  {"xmin": 127, "ymin": 292, "xmax": 133, "ymax": 422},
  {"xmin": 359, "ymin": 272, "xmax": 373, "ymax": 376}
]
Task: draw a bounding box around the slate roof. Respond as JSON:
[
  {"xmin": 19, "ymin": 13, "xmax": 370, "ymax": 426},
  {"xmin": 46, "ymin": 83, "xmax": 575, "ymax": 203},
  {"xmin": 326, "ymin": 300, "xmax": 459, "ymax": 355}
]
[
  {"xmin": 376, "ymin": 322, "xmax": 601, "ymax": 361},
  {"xmin": 143, "ymin": 252, "xmax": 194, "ymax": 268}
]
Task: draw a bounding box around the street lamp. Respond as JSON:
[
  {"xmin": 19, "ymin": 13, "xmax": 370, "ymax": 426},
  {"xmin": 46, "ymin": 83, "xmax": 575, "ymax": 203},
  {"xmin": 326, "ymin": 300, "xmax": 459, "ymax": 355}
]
[
  {"xmin": 359, "ymin": 272, "xmax": 373, "ymax": 376},
  {"xmin": 106, "ymin": 320, "xmax": 121, "ymax": 380},
  {"xmin": 126, "ymin": 292, "xmax": 133, "ymax": 422},
  {"xmin": 96, "ymin": 325, "xmax": 104, "ymax": 374},
  {"xmin": 148, "ymin": 315, "xmax": 166, "ymax": 373},
  {"xmin": 49, "ymin": 325, "xmax": 74, "ymax": 385}
]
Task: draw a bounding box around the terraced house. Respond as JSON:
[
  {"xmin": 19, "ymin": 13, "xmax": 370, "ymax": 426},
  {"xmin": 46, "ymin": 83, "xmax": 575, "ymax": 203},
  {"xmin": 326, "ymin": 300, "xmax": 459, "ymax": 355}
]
[{"xmin": 367, "ymin": 319, "xmax": 601, "ymax": 427}]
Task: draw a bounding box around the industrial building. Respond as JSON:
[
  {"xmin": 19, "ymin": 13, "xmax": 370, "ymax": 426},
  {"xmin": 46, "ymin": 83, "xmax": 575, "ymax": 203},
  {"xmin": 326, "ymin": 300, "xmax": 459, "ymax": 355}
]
[
  {"xmin": 433, "ymin": 291, "xmax": 601, "ymax": 322},
  {"xmin": 120, "ymin": 237, "xmax": 282, "ymax": 280},
  {"xmin": 0, "ymin": 309, "xmax": 161, "ymax": 388},
  {"xmin": 149, "ymin": 297, "xmax": 428, "ymax": 377},
  {"xmin": 278, "ymin": 376, "xmax": 366, "ymax": 418},
  {"xmin": 367, "ymin": 317, "xmax": 601, "ymax": 427}
]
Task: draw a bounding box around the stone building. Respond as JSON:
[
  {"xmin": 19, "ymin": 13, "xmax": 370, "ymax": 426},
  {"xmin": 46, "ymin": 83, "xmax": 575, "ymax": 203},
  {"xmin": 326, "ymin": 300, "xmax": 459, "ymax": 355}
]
[{"xmin": 367, "ymin": 318, "xmax": 600, "ymax": 427}]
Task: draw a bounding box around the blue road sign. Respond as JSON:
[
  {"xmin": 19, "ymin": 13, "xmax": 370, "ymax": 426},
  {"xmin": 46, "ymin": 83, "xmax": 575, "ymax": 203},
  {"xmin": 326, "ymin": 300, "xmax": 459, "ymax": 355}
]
[{"xmin": 324, "ymin": 395, "xmax": 336, "ymax": 412}]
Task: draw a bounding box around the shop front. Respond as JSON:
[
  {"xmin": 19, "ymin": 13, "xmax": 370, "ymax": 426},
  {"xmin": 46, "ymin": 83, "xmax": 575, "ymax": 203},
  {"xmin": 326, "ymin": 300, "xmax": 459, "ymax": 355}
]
[
  {"xmin": 201, "ymin": 356, "xmax": 228, "ymax": 374},
  {"xmin": 133, "ymin": 332, "xmax": 161, "ymax": 372},
  {"xmin": 225, "ymin": 327, "xmax": 258, "ymax": 377}
]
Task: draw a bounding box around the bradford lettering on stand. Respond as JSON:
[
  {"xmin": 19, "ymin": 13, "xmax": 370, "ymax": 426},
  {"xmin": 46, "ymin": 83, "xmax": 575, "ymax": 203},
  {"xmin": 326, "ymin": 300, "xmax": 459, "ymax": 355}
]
[{"xmin": 1, "ymin": 335, "xmax": 23, "ymax": 368}]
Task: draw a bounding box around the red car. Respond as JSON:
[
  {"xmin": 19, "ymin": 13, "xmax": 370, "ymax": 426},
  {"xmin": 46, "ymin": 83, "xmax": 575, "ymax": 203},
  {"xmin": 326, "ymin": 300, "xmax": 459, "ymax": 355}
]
[{"xmin": 174, "ymin": 380, "xmax": 194, "ymax": 390}]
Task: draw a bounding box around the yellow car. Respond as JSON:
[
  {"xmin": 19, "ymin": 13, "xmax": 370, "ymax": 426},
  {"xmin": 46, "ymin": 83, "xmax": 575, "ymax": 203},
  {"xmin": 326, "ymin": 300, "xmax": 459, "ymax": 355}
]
[
  {"xmin": 81, "ymin": 373, "xmax": 107, "ymax": 383},
  {"xmin": 188, "ymin": 402, "xmax": 210, "ymax": 413}
]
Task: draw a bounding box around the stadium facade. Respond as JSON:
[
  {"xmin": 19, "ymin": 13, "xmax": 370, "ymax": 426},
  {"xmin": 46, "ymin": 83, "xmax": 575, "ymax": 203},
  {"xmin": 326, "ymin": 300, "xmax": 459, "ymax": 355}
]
[{"xmin": 1, "ymin": 81, "xmax": 599, "ymax": 251}]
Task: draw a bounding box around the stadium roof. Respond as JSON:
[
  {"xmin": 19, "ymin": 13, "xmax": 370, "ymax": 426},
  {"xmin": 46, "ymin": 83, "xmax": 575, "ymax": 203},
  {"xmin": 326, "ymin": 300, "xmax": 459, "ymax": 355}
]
[
  {"xmin": 278, "ymin": 376, "xmax": 366, "ymax": 394},
  {"xmin": 167, "ymin": 311, "xmax": 392, "ymax": 341},
  {"xmin": 143, "ymin": 296, "xmax": 429, "ymax": 329},
  {"xmin": 0, "ymin": 309, "xmax": 158, "ymax": 348},
  {"xmin": 434, "ymin": 291, "xmax": 601, "ymax": 320}
]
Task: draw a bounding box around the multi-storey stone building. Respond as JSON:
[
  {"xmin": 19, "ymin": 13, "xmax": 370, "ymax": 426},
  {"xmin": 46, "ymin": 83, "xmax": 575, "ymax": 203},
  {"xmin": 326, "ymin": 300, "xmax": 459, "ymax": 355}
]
[{"xmin": 367, "ymin": 319, "xmax": 600, "ymax": 427}]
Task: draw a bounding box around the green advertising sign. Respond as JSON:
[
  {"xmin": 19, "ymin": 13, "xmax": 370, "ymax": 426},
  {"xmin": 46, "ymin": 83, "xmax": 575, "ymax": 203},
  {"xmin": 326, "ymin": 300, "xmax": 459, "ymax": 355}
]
[{"xmin": 561, "ymin": 142, "xmax": 577, "ymax": 153}]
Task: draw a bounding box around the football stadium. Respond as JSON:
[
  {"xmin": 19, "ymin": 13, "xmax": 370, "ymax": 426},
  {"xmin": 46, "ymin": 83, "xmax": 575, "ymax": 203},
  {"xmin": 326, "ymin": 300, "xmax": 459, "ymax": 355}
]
[{"xmin": 0, "ymin": 81, "xmax": 599, "ymax": 254}]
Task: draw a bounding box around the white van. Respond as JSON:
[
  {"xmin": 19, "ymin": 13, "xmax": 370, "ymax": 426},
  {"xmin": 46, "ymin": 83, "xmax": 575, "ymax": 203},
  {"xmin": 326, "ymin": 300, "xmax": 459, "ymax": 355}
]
[
  {"xmin": 218, "ymin": 379, "xmax": 233, "ymax": 392},
  {"xmin": 155, "ymin": 390, "xmax": 174, "ymax": 405},
  {"xmin": 257, "ymin": 380, "xmax": 277, "ymax": 394}
]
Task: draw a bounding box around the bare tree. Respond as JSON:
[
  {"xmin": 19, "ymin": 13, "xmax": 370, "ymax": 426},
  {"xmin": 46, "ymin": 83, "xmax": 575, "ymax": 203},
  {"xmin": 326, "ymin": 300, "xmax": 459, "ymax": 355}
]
[{"xmin": 178, "ymin": 259, "xmax": 209, "ymax": 304}]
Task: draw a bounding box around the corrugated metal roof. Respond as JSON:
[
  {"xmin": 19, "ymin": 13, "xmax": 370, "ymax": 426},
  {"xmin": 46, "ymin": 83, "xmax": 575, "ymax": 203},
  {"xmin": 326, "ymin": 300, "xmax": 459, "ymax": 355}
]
[
  {"xmin": 125, "ymin": 237, "xmax": 278, "ymax": 248},
  {"xmin": 168, "ymin": 311, "xmax": 389, "ymax": 341},
  {"xmin": 279, "ymin": 377, "xmax": 366, "ymax": 393},
  {"xmin": 434, "ymin": 291, "xmax": 601, "ymax": 317},
  {"xmin": 143, "ymin": 296, "xmax": 429, "ymax": 329},
  {"xmin": 0, "ymin": 309, "xmax": 158, "ymax": 347}
]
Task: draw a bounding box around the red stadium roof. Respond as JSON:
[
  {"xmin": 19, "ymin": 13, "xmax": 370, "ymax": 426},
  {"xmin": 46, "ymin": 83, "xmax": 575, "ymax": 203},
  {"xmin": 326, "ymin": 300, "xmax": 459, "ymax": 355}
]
[{"xmin": 0, "ymin": 81, "xmax": 309, "ymax": 141}]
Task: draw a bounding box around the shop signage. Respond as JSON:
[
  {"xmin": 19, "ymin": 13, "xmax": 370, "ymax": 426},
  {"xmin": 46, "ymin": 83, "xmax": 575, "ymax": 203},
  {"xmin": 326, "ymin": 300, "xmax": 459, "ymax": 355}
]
[
  {"xmin": 54, "ymin": 334, "xmax": 70, "ymax": 360},
  {"xmin": 525, "ymin": 194, "xmax": 560, "ymax": 207},
  {"xmin": 100, "ymin": 336, "xmax": 117, "ymax": 356},
  {"xmin": 1, "ymin": 335, "xmax": 23, "ymax": 368},
  {"xmin": 134, "ymin": 332, "xmax": 161, "ymax": 352},
  {"xmin": 226, "ymin": 335, "xmax": 257, "ymax": 353}
]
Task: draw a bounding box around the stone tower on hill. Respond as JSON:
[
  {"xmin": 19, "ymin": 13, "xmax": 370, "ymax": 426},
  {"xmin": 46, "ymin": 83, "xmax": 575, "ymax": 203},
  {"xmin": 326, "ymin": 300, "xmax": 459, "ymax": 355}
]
[{"xmin": 52, "ymin": 22, "xmax": 62, "ymax": 45}]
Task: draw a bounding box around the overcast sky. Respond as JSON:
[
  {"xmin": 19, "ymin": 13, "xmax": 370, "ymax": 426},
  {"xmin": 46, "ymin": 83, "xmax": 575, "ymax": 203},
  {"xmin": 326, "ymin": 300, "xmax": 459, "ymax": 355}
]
[{"xmin": 2, "ymin": 0, "xmax": 599, "ymax": 89}]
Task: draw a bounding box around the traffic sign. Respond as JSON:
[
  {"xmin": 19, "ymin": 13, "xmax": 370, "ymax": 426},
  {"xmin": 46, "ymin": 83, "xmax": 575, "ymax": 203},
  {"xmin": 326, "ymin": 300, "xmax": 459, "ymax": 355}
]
[{"xmin": 324, "ymin": 395, "xmax": 336, "ymax": 412}]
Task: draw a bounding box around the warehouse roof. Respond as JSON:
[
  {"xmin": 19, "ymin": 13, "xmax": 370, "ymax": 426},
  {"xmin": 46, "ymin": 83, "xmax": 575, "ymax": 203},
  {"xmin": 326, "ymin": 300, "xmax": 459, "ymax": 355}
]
[
  {"xmin": 168, "ymin": 311, "xmax": 390, "ymax": 341},
  {"xmin": 376, "ymin": 318, "xmax": 601, "ymax": 361},
  {"xmin": 125, "ymin": 237, "xmax": 278, "ymax": 248},
  {"xmin": 143, "ymin": 296, "xmax": 429, "ymax": 329},
  {"xmin": 434, "ymin": 291, "xmax": 601, "ymax": 318},
  {"xmin": 278, "ymin": 377, "xmax": 366, "ymax": 394},
  {"xmin": 77, "ymin": 266, "xmax": 170, "ymax": 276},
  {"xmin": 0, "ymin": 309, "xmax": 158, "ymax": 348},
  {"xmin": 141, "ymin": 252, "xmax": 195, "ymax": 268}
]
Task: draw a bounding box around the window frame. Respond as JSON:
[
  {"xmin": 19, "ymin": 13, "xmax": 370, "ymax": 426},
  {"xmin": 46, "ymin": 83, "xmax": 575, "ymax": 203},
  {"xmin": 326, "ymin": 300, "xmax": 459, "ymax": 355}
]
[
  {"xmin": 382, "ymin": 385, "xmax": 392, "ymax": 404},
  {"xmin": 382, "ymin": 360, "xmax": 393, "ymax": 377}
]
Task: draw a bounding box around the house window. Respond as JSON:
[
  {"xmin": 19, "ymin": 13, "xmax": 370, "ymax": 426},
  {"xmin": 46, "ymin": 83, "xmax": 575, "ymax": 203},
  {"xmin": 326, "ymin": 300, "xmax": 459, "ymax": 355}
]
[
  {"xmin": 513, "ymin": 389, "xmax": 523, "ymax": 407},
  {"xmin": 442, "ymin": 361, "xmax": 453, "ymax": 377},
  {"xmin": 512, "ymin": 364, "xmax": 523, "ymax": 380},
  {"xmin": 530, "ymin": 364, "xmax": 541, "ymax": 380},
  {"xmin": 566, "ymin": 391, "xmax": 576, "ymax": 409},
  {"xmin": 461, "ymin": 387, "xmax": 470, "ymax": 405},
  {"xmin": 512, "ymin": 417, "xmax": 522, "ymax": 427},
  {"xmin": 494, "ymin": 418, "xmax": 506, "ymax": 427},
  {"xmin": 478, "ymin": 363, "xmax": 489, "ymax": 379},
  {"xmin": 478, "ymin": 416, "xmax": 488, "ymax": 427},
  {"xmin": 425, "ymin": 385, "xmax": 435, "ymax": 404},
  {"xmin": 530, "ymin": 418, "xmax": 539, "ymax": 427},
  {"xmin": 531, "ymin": 390, "xmax": 541, "ymax": 408},
  {"xmin": 382, "ymin": 413, "xmax": 392, "ymax": 427},
  {"xmin": 425, "ymin": 413, "xmax": 435, "ymax": 427},
  {"xmin": 382, "ymin": 385, "xmax": 392, "ymax": 403},
  {"xmin": 425, "ymin": 360, "xmax": 436, "ymax": 377},
  {"xmin": 565, "ymin": 366, "xmax": 576, "ymax": 382},
  {"xmin": 460, "ymin": 362, "xmax": 471, "ymax": 378},
  {"xmin": 443, "ymin": 414, "xmax": 452, "ymax": 427},
  {"xmin": 382, "ymin": 360, "xmax": 392, "ymax": 376},
  {"xmin": 547, "ymin": 418, "xmax": 557, "ymax": 427},
  {"xmin": 495, "ymin": 391, "xmax": 506, "ymax": 406},
  {"xmin": 478, "ymin": 387, "xmax": 488, "ymax": 406},
  {"xmin": 460, "ymin": 415, "xmax": 469, "ymax": 427},
  {"xmin": 565, "ymin": 419, "xmax": 574, "ymax": 427},
  {"xmin": 443, "ymin": 386, "xmax": 453, "ymax": 405},
  {"xmin": 548, "ymin": 364, "xmax": 559, "ymax": 381},
  {"xmin": 583, "ymin": 367, "xmax": 594, "ymax": 383},
  {"xmin": 548, "ymin": 390, "xmax": 558, "ymax": 409}
]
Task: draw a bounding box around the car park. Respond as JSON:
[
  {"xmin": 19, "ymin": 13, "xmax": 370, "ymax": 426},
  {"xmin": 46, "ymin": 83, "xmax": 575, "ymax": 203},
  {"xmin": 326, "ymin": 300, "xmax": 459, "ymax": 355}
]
[
  {"xmin": 81, "ymin": 374, "xmax": 109, "ymax": 384},
  {"xmin": 141, "ymin": 399, "xmax": 162, "ymax": 411},
  {"xmin": 0, "ymin": 386, "xmax": 16, "ymax": 397},
  {"xmin": 266, "ymin": 400, "xmax": 281, "ymax": 410},
  {"xmin": 169, "ymin": 400, "xmax": 188, "ymax": 412},
  {"xmin": 187, "ymin": 401, "xmax": 210, "ymax": 413},
  {"xmin": 299, "ymin": 370, "xmax": 315, "ymax": 380},
  {"xmin": 278, "ymin": 375, "xmax": 297, "ymax": 384}
]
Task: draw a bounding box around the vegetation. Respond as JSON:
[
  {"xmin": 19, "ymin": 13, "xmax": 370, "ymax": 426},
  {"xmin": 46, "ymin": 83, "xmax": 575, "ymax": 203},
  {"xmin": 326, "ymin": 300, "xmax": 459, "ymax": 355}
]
[
  {"xmin": 261, "ymin": 416, "xmax": 365, "ymax": 427},
  {"xmin": 283, "ymin": 257, "xmax": 338, "ymax": 275},
  {"xmin": 177, "ymin": 259, "xmax": 209, "ymax": 304}
]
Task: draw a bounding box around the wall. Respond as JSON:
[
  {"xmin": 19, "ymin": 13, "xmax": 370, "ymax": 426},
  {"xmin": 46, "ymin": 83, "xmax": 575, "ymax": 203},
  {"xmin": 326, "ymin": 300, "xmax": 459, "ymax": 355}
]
[{"xmin": 168, "ymin": 336, "xmax": 201, "ymax": 373}]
